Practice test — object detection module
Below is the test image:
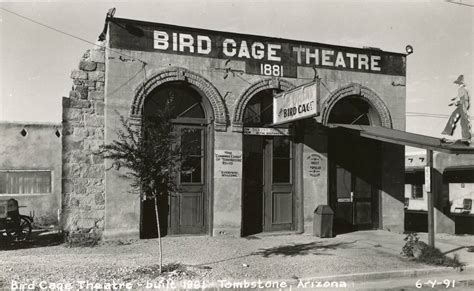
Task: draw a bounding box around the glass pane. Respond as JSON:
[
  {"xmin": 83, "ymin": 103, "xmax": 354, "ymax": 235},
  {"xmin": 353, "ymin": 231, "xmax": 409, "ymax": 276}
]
[
  {"xmin": 180, "ymin": 103, "xmax": 205, "ymax": 118},
  {"xmin": 181, "ymin": 128, "xmax": 202, "ymax": 156},
  {"xmin": 144, "ymin": 84, "xmax": 205, "ymax": 119},
  {"xmin": 0, "ymin": 171, "xmax": 51, "ymax": 194},
  {"xmin": 181, "ymin": 157, "xmax": 202, "ymax": 183},
  {"xmin": 273, "ymin": 137, "xmax": 290, "ymax": 158},
  {"xmin": 273, "ymin": 159, "xmax": 290, "ymax": 183},
  {"xmin": 242, "ymin": 89, "xmax": 276, "ymax": 126},
  {"xmin": 180, "ymin": 128, "xmax": 203, "ymax": 184}
]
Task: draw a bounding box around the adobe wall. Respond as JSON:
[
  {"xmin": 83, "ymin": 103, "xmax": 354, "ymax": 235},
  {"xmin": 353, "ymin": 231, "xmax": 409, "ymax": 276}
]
[{"xmin": 0, "ymin": 122, "xmax": 62, "ymax": 226}]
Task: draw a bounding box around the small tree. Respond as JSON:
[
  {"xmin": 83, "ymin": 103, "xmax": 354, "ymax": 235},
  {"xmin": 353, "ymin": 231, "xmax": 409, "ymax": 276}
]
[{"xmin": 99, "ymin": 106, "xmax": 180, "ymax": 274}]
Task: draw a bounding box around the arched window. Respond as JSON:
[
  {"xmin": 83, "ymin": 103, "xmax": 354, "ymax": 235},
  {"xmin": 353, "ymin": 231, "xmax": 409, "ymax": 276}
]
[{"xmin": 144, "ymin": 83, "xmax": 206, "ymax": 121}]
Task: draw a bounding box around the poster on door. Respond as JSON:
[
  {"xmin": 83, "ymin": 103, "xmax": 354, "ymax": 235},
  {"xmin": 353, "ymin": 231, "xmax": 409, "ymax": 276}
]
[
  {"xmin": 214, "ymin": 150, "xmax": 243, "ymax": 178},
  {"xmin": 303, "ymin": 153, "xmax": 325, "ymax": 178}
]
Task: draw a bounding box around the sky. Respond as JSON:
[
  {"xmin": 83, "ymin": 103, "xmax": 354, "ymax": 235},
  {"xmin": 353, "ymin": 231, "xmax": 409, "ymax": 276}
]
[{"xmin": 0, "ymin": 0, "xmax": 473, "ymax": 147}]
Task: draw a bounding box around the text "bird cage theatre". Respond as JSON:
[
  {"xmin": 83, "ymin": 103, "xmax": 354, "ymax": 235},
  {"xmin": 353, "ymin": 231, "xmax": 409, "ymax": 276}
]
[{"xmin": 62, "ymin": 14, "xmax": 417, "ymax": 240}]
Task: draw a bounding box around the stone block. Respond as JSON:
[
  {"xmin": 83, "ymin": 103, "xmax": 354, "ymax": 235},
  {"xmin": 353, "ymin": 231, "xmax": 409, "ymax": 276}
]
[
  {"xmin": 63, "ymin": 108, "xmax": 83, "ymax": 123},
  {"xmin": 96, "ymin": 81, "xmax": 104, "ymax": 91},
  {"xmin": 89, "ymin": 91, "xmax": 104, "ymax": 100},
  {"xmin": 62, "ymin": 179, "xmax": 74, "ymax": 193},
  {"xmin": 68, "ymin": 98, "xmax": 92, "ymax": 109},
  {"xmin": 95, "ymin": 192, "xmax": 105, "ymax": 206},
  {"xmin": 63, "ymin": 150, "xmax": 89, "ymax": 164},
  {"xmin": 86, "ymin": 80, "xmax": 96, "ymax": 88},
  {"xmin": 89, "ymin": 50, "xmax": 105, "ymax": 63},
  {"xmin": 84, "ymin": 115, "xmax": 104, "ymax": 127},
  {"xmin": 96, "ymin": 63, "xmax": 105, "ymax": 72},
  {"xmin": 73, "ymin": 79, "xmax": 84, "ymax": 86},
  {"xmin": 63, "ymin": 163, "xmax": 81, "ymax": 178},
  {"xmin": 89, "ymin": 71, "xmax": 104, "ymax": 82},
  {"xmin": 74, "ymin": 85, "xmax": 89, "ymax": 99},
  {"xmin": 95, "ymin": 101, "xmax": 105, "ymax": 115},
  {"xmin": 69, "ymin": 90, "xmax": 81, "ymax": 99},
  {"xmin": 73, "ymin": 127, "xmax": 89, "ymax": 138},
  {"xmin": 91, "ymin": 153, "xmax": 104, "ymax": 164},
  {"xmin": 79, "ymin": 61, "xmax": 97, "ymax": 71},
  {"xmin": 70, "ymin": 70, "xmax": 88, "ymax": 80},
  {"xmin": 82, "ymin": 164, "xmax": 105, "ymax": 179},
  {"xmin": 84, "ymin": 139, "xmax": 103, "ymax": 152}
]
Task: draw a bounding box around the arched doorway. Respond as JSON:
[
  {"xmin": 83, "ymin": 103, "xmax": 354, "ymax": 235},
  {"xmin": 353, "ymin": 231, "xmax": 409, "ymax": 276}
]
[
  {"xmin": 142, "ymin": 82, "xmax": 213, "ymax": 236},
  {"xmin": 241, "ymin": 89, "xmax": 295, "ymax": 236},
  {"xmin": 327, "ymin": 95, "xmax": 383, "ymax": 234}
]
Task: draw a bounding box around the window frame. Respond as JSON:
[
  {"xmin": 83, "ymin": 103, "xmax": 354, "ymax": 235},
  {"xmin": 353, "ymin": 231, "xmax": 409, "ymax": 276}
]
[
  {"xmin": 0, "ymin": 169, "xmax": 53, "ymax": 196},
  {"xmin": 411, "ymin": 183, "xmax": 424, "ymax": 199}
]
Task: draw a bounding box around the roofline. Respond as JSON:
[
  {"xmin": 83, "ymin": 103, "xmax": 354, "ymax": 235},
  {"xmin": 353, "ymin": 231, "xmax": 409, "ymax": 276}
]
[
  {"xmin": 110, "ymin": 17, "xmax": 407, "ymax": 57},
  {"xmin": 0, "ymin": 120, "xmax": 62, "ymax": 126}
]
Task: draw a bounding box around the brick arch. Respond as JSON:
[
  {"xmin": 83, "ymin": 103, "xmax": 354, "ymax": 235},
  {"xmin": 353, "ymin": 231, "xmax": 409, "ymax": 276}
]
[
  {"xmin": 232, "ymin": 78, "xmax": 296, "ymax": 132},
  {"xmin": 131, "ymin": 67, "xmax": 227, "ymax": 131},
  {"xmin": 321, "ymin": 83, "xmax": 392, "ymax": 128}
]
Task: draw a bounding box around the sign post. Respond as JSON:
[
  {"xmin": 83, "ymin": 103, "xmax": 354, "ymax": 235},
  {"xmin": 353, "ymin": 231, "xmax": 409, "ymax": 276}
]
[
  {"xmin": 273, "ymin": 80, "xmax": 320, "ymax": 126},
  {"xmin": 426, "ymin": 149, "xmax": 435, "ymax": 247}
]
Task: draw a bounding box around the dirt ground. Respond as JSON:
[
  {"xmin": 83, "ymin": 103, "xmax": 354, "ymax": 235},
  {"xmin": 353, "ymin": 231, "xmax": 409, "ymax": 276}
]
[{"xmin": 1, "ymin": 230, "xmax": 472, "ymax": 289}]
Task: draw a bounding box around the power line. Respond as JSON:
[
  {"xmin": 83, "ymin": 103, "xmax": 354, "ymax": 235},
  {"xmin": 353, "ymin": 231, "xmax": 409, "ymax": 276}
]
[
  {"xmin": 445, "ymin": 0, "xmax": 474, "ymax": 8},
  {"xmin": 0, "ymin": 7, "xmax": 146, "ymax": 65}
]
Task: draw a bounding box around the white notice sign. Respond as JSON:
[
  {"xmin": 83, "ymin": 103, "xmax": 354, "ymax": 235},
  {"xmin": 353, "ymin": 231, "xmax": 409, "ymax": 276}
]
[
  {"xmin": 304, "ymin": 153, "xmax": 325, "ymax": 178},
  {"xmin": 273, "ymin": 80, "xmax": 319, "ymax": 125},
  {"xmin": 215, "ymin": 150, "xmax": 242, "ymax": 178},
  {"xmin": 425, "ymin": 166, "xmax": 431, "ymax": 192}
]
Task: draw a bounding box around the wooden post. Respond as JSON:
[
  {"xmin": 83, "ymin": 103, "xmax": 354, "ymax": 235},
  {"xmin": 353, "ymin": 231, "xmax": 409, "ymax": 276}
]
[{"xmin": 426, "ymin": 149, "xmax": 435, "ymax": 247}]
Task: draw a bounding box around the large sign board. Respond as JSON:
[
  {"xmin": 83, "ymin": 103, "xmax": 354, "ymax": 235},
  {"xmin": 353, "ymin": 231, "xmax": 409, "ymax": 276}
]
[
  {"xmin": 273, "ymin": 81, "xmax": 319, "ymax": 125},
  {"xmin": 109, "ymin": 19, "xmax": 406, "ymax": 78}
]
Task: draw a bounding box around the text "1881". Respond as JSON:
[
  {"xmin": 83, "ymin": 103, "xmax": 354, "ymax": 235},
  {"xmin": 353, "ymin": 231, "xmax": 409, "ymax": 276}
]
[{"xmin": 260, "ymin": 64, "xmax": 284, "ymax": 77}]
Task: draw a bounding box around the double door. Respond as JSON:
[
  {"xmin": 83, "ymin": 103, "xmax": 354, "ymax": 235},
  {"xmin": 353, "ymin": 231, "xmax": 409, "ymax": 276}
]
[
  {"xmin": 242, "ymin": 134, "xmax": 294, "ymax": 236},
  {"xmin": 330, "ymin": 131, "xmax": 380, "ymax": 233}
]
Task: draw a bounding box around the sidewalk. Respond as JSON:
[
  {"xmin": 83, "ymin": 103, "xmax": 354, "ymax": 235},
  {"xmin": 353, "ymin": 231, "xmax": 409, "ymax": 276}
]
[{"xmin": 1, "ymin": 230, "xmax": 473, "ymax": 288}]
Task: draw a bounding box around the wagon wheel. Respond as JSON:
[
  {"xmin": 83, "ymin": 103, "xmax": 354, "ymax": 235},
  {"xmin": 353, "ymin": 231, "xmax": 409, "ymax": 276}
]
[{"xmin": 6, "ymin": 216, "xmax": 32, "ymax": 241}]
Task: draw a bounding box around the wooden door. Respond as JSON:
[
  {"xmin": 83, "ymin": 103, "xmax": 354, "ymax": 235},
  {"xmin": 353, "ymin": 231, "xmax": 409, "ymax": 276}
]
[
  {"xmin": 332, "ymin": 133, "xmax": 379, "ymax": 233},
  {"xmin": 169, "ymin": 125, "xmax": 207, "ymax": 235},
  {"xmin": 264, "ymin": 136, "xmax": 294, "ymax": 232}
]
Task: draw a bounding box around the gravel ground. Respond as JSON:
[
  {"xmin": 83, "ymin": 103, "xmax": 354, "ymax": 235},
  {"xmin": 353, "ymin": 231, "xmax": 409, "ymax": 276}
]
[{"xmin": 1, "ymin": 230, "xmax": 472, "ymax": 289}]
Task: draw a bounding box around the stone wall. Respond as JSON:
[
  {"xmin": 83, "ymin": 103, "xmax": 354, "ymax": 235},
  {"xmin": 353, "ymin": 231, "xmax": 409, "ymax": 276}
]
[{"xmin": 61, "ymin": 42, "xmax": 106, "ymax": 234}]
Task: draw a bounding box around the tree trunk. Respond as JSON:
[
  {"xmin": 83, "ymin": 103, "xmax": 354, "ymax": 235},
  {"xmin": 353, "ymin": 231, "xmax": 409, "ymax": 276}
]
[{"xmin": 154, "ymin": 196, "xmax": 163, "ymax": 274}]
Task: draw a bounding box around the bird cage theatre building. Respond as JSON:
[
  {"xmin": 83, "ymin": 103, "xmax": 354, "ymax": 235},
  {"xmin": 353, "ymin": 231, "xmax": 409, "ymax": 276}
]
[{"xmin": 62, "ymin": 16, "xmax": 407, "ymax": 240}]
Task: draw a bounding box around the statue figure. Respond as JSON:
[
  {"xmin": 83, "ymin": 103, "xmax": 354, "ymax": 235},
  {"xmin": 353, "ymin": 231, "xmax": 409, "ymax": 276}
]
[{"xmin": 441, "ymin": 75, "xmax": 471, "ymax": 143}]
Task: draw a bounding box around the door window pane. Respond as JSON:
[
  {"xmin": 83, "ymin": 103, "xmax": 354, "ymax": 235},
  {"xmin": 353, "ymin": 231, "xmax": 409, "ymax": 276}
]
[
  {"xmin": 180, "ymin": 128, "xmax": 203, "ymax": 184},
  {"xmin": 272, "ymin": 137, "xmax": 291, "ymax": 183}
]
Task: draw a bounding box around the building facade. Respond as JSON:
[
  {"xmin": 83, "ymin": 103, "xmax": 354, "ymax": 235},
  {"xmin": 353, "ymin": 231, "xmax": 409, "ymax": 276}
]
[
  {"xmin": 62, "ymin": 17, "xmax": 407, "ymax": 239},
  {"xmin": 0, "ymin": 122, "xmax": 62, "ymax": 227},
  {"xmin": 405, "ymin": 152, "xmax": 474, "ymax": 234}
]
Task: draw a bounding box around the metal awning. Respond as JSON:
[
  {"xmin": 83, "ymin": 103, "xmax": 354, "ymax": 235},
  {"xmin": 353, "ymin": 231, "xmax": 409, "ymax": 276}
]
[{"xmin": 329, "ymin": 124, "xmax": 474, "ymax": 154}]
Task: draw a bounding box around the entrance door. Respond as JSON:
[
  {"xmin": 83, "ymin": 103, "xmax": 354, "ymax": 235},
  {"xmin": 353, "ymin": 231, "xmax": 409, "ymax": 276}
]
[
  {"xmin": 242, "ymin": 134, "xmax": 294, "ymax": 236},
  {"xmin": 334, "ymin": 166, "xmax": 375, "ymax": 232},
  {"xmin": 169, "ymin": 125, "xmax": 207, "ymax": 235},
  {"xmin": 330, "ymin": 131, "xmax": 379, "ymax": 233}
]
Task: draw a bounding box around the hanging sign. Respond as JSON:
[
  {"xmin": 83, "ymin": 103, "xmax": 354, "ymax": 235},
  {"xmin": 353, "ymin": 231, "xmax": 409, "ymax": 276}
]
[
  {"xmin": 273, "ymin": 81, "xmax": 320, "ymax": 125},
  {"xmin": 214, "ymin": 150, "xmax": 242, "ymax": 178},
  {"xmin": 243, "ymin": 127, "xmax": 292, "ymax": 136}
]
